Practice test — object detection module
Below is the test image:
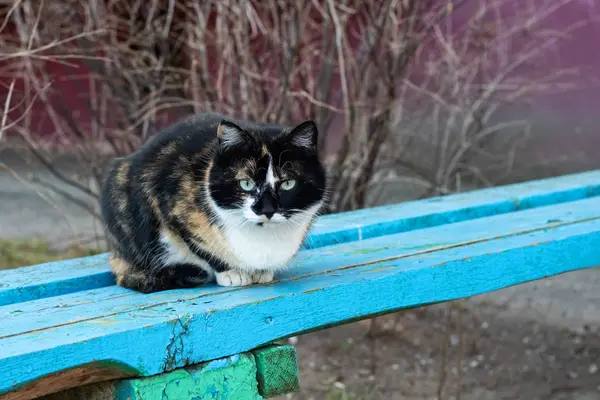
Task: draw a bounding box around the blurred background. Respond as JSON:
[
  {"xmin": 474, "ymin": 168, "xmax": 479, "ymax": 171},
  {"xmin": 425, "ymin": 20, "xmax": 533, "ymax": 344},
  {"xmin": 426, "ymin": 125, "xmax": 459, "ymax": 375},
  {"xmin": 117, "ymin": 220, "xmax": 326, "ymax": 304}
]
[{"xmin": 0, "ymin": 1, "xmax": 599, "ymax": 399}]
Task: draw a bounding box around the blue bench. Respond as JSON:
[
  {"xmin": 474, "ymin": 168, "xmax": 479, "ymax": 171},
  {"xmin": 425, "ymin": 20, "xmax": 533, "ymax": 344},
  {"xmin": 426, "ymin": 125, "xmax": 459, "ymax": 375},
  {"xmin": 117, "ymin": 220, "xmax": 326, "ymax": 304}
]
[{"xmin": 2, "ymin": 170, "xmax": 600, "ymax": 399}]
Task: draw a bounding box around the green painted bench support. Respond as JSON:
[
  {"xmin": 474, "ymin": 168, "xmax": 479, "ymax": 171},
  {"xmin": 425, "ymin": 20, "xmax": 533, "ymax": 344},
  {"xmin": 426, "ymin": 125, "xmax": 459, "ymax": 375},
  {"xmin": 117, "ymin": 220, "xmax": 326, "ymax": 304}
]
[
  {"xmin": 253, "ymin": 345, "xmax": 300, "ymax": 398},
  {"xmin": 42, "ymin": 345, "xmax": 298, "ymax": 400},
  {"xmin": 3, "ymin": 170, "xmax": 600, "ymax": 400},
  {"xmin": 115, "ymin": 353, "xmax": 262, "ymax": 400},
  {"xmin": 115, "ymin": 345, "xmax": 299, "ymax": 400}
]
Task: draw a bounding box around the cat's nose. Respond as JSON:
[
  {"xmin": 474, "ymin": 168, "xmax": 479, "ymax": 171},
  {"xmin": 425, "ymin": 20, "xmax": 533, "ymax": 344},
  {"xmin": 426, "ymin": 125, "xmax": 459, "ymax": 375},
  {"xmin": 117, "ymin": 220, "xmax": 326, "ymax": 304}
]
[
  {"xmin": 261, "ymin": 202, "xmax": 276, "ymax": 219},
  {"xmin": 253, "ymin": 193, "xmax": 277, "ymax": 219},
  {"xmin": 263, "ymin": 210, "xmax": 275, "ymax": 219}
]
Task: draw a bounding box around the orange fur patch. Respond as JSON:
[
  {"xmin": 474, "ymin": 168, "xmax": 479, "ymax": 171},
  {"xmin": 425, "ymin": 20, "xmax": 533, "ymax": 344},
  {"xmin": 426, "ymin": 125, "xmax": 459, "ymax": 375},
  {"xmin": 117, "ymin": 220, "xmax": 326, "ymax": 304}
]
[
  {"xmin": 204, "ymin": 160, "xmax": 213, "ymax": 186},
  {"xmin": 108, "ymin": 255, "xmax": 132, "ymax": 285},
  {"xmin": 151, "ymin": 198, "xmax": 160, "ymax": 217},
  {"xmin": 234, "ymin": 158, "xmax": 257, "ymax": 180},
  {"xmin": 179, "ymin": 176, "xmax": 196, "ymax": 203},
  {"xmin": 216, "ymin": 123, "xmax": 225, "ymax": 138},
  {"xmin": 115, "ymin": 162, "xmax": 130, "ymax": 186}
]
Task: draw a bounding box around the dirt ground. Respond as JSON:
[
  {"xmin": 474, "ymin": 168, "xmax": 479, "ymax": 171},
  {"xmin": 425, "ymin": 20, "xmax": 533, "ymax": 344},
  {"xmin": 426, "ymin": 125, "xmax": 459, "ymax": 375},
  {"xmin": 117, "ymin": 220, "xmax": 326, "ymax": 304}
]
[{"xmin": 274, "ymin": 302, "xmax": 600, "ymax": 400}]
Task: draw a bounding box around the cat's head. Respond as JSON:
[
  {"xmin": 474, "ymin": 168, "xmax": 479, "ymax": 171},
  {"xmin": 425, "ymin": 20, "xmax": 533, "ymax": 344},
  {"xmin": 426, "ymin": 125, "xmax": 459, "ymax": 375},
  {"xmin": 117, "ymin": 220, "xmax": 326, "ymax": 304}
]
[{"xmin": 206, "ymin": 119, "xmax": 327, "ymax": 226}]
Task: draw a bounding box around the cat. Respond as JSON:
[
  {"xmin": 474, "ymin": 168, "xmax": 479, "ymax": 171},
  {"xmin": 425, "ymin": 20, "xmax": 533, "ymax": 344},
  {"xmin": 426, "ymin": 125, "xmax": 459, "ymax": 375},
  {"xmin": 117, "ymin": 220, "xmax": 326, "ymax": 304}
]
[{"xmin": 100, "ymin": 112, "xmax": 328, "ymax": 293}]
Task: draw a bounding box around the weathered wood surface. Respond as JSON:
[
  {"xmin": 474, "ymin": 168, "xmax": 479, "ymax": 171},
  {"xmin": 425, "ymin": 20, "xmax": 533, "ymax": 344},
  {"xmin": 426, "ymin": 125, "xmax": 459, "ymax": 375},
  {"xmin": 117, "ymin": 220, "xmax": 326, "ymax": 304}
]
[
  {"xmin": 253, "ymin": 345, "xmax": 300, "ymax": 398},
  {"xmin": 113, "ymin": 353, "xmax": 264, "ymax": 400},
  {"xmin": 2, "ymin": 170, "xmax": 600, "ymax": 399},
  {"xmin": 2, "ymin": 169, "xmax": 600, "ymax": 307},
  {"xmin": 113, "ymin": 353, "xmax": 262, "ymax": 400},
  {"xmin": 30, "ymin": 345, "xmax": 298, "ymax": 400},
  {"xmin": 112, "ymin": 345, "xmax": 298, "ymax": 400}
]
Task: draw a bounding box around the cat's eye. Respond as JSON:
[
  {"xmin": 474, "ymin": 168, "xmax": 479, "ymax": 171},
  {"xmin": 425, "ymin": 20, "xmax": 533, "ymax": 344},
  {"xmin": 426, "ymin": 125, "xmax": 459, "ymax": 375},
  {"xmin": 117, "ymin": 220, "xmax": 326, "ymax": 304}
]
[
  {"xmin": 239, "ymin": 179, "xmax": 256, "ymax": 191},
  {"xmin": 280, "ymin": 179, "xmax": 297, "ymax": 191}
]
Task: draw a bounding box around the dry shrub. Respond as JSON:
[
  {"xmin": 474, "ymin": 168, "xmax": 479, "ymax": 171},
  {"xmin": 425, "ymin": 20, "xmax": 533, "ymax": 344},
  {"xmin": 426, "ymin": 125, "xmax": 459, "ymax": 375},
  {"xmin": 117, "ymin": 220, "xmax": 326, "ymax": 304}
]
[{"xmin": 0, "ymin": 0, "xmax": 585, "ymax": 219}]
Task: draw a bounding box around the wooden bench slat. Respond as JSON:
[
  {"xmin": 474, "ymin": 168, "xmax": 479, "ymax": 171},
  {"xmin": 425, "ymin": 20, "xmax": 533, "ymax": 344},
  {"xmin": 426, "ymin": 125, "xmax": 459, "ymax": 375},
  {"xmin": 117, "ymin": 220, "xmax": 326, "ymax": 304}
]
[
  {"xmin": 2, "ymin": 200, "xmax": 600, "ymax": 394},
  {"xmin": 308, "ymin": 169, "xmax": 600, "ymax": 247},
  {"xmin": 1, "ymin": 195, "xmax": 598, "ymax": 335},
  {"xmin": 12, "ymin": 345, "xmax": 300, "ymax": 400},
  {"xmin": 0, "ymin": 254, "xmax": 112, "ymax": 307},
  {"xmin": 4, "ymin": 221, "xmax": 599, "ymax": 392},
  {"xmin": 2, "ymin": 169, "xmax": 600, "ymax": 307},
  {"xmin": 2, "ymin": 195, "xmax": 599, "ymax": 337}
]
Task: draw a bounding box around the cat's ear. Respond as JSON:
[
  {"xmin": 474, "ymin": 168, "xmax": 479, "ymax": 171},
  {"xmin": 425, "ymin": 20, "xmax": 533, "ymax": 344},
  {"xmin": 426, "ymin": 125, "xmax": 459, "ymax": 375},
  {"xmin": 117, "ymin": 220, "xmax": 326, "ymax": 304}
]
[
  {"xmin": 288, "ymin": 120, "xmax": 318, "ymax": 151},
  {"xmin": 217, "ymin": 120, "xmax": 251, "ymax": 150}
]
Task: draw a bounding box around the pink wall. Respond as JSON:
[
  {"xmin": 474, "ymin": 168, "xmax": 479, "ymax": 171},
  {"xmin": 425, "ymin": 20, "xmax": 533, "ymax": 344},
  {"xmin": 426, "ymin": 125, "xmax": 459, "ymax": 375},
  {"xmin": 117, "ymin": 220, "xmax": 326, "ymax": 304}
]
[
  {"xmin": 505, "ymin": 0, "xmax": 600, "ymax": 178},
  {"xmin": 528, "ymin": 0, "xmax": 600, "ymax": 117},
  {"xmin": 2, "ymin": 0, "xmax": 599, "ymax": 168}
]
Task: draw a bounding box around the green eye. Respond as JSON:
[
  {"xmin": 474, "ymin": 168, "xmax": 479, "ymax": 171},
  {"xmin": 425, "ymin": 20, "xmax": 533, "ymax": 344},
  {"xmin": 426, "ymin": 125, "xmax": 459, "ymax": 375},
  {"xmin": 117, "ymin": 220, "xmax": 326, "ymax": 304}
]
[
  {"xmin": 280, "ymin": 179, "xmax": 297, "ymax": 191},
  {"xmin": 239, "ymin": 179, "xmax": 256, "ymax": 191}
]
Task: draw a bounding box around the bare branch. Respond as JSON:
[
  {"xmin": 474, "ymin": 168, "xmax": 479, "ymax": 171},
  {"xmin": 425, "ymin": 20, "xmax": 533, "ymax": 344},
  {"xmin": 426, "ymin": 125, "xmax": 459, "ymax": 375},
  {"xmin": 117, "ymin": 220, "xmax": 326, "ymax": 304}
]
[{"xmin": 1, "ymin": 0, "xmax": 586, "ymax": 220}]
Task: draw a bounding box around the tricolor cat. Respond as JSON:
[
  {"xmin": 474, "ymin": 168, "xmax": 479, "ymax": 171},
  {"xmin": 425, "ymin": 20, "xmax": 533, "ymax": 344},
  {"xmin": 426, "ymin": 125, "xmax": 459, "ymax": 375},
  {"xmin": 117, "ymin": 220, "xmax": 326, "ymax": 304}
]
[{"xmin": 100, "ymin": 112, "xmax": 328, "ymax": 293}]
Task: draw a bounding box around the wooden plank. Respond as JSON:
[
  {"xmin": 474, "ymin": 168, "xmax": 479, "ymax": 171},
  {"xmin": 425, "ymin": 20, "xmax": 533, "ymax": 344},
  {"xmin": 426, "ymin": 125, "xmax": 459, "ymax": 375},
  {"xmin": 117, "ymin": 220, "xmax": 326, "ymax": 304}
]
[
  {"xmin": 253, "ymin": 345, "xmax": 300, "ymax": 398},
  {"xmin": 0, "ymin": 254, "xmax": 112, "ymax": 307},
  {"xmin": 2, "ymin": 195, "xmax": 599, "ymax": 337},
  {"xmin": 40, "ymin": 346, "xmax": 300, "ymax": 400},
  {"xmin": 113, "ymin": 353, "xmax": 262, "ymax": 400},
  {"xmin": 2, "ymin": 169, "xmax": 600, "ymax": 306},
  {"xmin": 2, "ymin": 208, "xmax": 600, "ymax": 396},
  {"xmin": 306, "ymin": 169, "xmax": 600, "ymax": 248},
  {"xmin": 0, "ymin": 361, "xmax": 137, "ymax": 400},
  {"xmin": 1, "ymin": 353, "xmax": 263, "ymax": 400}
]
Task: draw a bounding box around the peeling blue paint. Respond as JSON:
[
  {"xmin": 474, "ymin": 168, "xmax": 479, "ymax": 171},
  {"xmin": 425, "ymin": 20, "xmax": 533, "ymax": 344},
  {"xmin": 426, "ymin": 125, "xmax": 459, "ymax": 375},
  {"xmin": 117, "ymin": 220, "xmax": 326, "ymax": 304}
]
[
  {"xmin": 2, "ymin": 170, "xmax": 600, "ymax": 306},
  {"xmin": 2, "ymin": 170, "xmax": 600, "ymax": 397}
]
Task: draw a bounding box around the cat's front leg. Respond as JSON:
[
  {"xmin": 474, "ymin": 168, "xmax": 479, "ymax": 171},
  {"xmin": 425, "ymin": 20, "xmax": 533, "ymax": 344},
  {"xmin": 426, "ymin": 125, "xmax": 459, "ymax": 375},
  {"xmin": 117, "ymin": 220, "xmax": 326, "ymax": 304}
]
[{"xmin": 215, "ymin": 269, "xmax": 253, "ymax": 287}]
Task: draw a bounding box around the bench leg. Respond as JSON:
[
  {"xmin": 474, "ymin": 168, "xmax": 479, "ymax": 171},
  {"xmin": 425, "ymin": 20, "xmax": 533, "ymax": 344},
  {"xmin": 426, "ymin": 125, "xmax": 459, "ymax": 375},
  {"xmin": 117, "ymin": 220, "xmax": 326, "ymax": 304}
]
[
  {"xmin": 253, "ymin": 345, "xmax": 300, "ymax": 398},
  {"xmin": 113, "ymin": 345, "xmax": 299, "ymax": 400}
]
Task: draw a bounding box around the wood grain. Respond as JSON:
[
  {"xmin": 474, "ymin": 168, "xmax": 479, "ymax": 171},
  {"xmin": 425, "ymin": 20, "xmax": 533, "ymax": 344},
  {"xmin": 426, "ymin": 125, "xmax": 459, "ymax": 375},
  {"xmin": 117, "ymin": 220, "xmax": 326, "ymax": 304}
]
[
  {"xmin": 2, "ymin": 170, "xmax": 600, "ymax": 397},
  {"xmin": 113, "ymin": 353, "xmax": 262, "ymax": 400},
  {"xmin": 2, "ymin": 169, "xmax": 600, "ymax": 306},
  {"xmin": 0, "ymin": 362, "xmax": 136, "ymax": 400},
  {"xmin": 3, "ymin": 196, "xmax": 599, "ymax": 337},
  {"xmin": 2, "ymin": 205, "xmax": 600, "ymax": 395}
]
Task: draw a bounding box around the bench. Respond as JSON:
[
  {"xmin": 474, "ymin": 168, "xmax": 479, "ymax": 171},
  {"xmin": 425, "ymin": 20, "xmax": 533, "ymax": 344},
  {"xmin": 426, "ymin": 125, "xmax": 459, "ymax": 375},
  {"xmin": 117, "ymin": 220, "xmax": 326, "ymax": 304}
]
[{"xmin": 2, "ymin": 170, "xmax": 600, "ymax": 399}]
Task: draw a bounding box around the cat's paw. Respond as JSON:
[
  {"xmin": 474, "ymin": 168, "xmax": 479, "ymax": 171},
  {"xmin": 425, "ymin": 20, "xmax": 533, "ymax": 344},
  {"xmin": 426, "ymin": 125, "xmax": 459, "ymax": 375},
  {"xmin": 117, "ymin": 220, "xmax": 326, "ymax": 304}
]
[
  {"xmin": 215, "ymin": 270, "xmax": 253, "ymax": 287},
  {"xmin": 251, "ymin": 270, "xmax": 275, "ymax": 284}
]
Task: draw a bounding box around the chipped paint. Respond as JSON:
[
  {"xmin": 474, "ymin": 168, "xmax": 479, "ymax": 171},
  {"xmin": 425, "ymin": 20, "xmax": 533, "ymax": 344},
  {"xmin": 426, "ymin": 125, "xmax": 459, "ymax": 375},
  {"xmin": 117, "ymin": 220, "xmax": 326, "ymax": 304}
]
[
  {"xmin": 4, "ymin": 170, "xmax": 600, "ymax": 307},
  {"xmin": 85, "ymin": 318, "xmax": 121, "ymax": 327},
  {"xmin": 4, "ymin": 170, "xmax": 600, "ymax": 397},
  {"xmin": 401, "ymin": 243, "xmax": 450, "ymax": 251},
  {"xmin": 349, "ymin": 247, "xmax": 389, "ymax": 255},
  {"xmin": 253, "ymin": 345, "xmax": 300, "ymax": 397},
  {"xmin": 115, "ymin": 353, "xmax": 261, "ymax": 400},
  {"xmin": 302, "ymin": 288, "xmax": 323, "ymax": 295},
  {"xmin": 359, "ymin": 266, "xmax": 396, "ymax": 274}
]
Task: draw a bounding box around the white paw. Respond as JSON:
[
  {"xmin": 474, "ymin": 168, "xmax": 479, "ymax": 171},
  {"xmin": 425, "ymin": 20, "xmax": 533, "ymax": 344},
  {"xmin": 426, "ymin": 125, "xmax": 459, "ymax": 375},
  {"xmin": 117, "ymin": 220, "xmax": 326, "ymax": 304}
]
[
  {"xmin": 216, "ymin": 270, "xmax": 253, "ymax": 287},
  {"xmin": 251, "ymin": 270, "xmax": 275, "ymax": 284}
]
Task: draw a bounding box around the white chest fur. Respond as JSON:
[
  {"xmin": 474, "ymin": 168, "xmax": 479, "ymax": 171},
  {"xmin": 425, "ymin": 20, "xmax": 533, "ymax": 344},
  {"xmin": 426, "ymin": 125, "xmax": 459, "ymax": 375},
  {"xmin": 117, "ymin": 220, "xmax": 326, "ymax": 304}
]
[
  {"xmin": 213, "ymin": 201, "xmax": 322, "ymax": 272},
  {"xmin": 220, "ymin": 219, "xmax": 308, "ymax": 271},
  {"xmin": 204, "ymin": 191, "xmax": 322, "ymax": 271},
  {"xmin": 159, "ymin": 209, "xmax": 316, "ymax": 272}
]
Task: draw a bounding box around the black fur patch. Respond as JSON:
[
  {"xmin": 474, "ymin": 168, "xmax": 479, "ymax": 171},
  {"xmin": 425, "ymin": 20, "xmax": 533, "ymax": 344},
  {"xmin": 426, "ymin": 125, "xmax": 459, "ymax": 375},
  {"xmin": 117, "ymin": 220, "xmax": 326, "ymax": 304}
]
[{"xmin": 209, "ymin": 119, "xmax": 326, "ymax": 218}]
